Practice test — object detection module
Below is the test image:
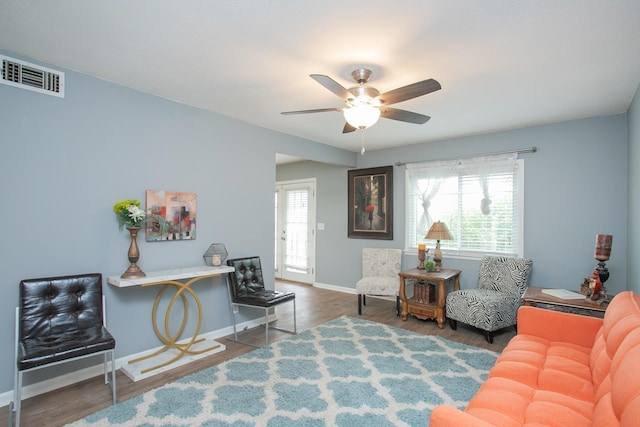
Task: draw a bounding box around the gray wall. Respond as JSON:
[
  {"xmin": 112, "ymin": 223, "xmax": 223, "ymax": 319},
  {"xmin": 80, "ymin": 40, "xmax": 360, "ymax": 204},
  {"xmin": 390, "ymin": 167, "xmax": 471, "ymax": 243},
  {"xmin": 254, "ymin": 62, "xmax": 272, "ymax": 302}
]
[
  {"xmin": 279, "ymin": 114, "xmax": 630, "ymax": 296},
  {"xmin": 0, "ymin": 51, "xmax": 354, "ymax": 392},
  {"xmin": 1, "ymin": 49, "xmax": 636, "ymax": 395},
  {"xmin": 628, "ymin": 84, "xmax": 640, "ymax": 294}
]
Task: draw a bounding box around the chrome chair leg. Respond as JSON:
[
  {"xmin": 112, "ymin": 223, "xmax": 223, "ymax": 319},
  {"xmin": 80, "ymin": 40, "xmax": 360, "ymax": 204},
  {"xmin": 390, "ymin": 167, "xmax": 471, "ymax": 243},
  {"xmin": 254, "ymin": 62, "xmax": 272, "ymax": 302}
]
[
  {"xmin": 12, "ymin": 371, "xmax": 22, "ymax": 427},
  {"xmin": 264, "ymin": 308, "xmax": 269, "ymax": 347},
  {"xmin": 293, "ymin": 299, "xmax": 297, "ymax": 333},
  {"xmin": 109, "ymin": 349, "xmax": 118, "ymax": 404}
]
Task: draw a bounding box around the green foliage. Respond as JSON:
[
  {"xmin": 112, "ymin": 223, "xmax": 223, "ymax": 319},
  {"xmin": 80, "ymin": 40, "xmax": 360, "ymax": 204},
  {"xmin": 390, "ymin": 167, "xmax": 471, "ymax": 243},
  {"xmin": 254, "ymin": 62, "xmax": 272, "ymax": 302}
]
[
  {"xmin": 425, "ymin": 260, "xmax": 436, "ymax": 271},
  {"xmin": 113, "ymin": 199, "xmax": 170, "ymax": 232}
]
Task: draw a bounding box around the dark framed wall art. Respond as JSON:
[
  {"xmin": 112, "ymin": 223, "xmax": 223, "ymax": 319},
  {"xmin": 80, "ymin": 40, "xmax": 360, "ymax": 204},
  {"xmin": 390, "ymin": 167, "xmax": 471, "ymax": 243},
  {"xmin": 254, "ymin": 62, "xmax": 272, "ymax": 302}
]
[{"xmin": 348, "ymin": 165, "xmax": 393, "ymax": 240}]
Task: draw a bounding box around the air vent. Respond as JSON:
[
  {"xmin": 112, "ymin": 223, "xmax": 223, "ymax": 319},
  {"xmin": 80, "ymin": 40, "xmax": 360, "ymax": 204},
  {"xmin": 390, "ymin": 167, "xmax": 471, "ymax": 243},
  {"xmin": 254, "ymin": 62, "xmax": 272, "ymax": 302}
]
[{"xmin": 1, "ymin": 55, "xmax": 64, "ymax": 98}]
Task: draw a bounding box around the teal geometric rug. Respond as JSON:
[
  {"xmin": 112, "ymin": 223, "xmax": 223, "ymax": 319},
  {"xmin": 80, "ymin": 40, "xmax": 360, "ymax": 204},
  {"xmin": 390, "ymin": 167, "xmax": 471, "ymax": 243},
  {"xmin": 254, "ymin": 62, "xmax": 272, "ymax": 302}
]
[{"xmin": 67, "ymin": 316, "xmax": 498, "ymax": 427}]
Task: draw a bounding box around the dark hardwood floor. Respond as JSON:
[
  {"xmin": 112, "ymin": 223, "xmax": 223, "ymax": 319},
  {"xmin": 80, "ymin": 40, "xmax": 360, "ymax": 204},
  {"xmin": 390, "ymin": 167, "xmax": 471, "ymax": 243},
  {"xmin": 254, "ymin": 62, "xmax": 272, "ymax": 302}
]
[{"xmin": 2, "ymin": 281, "xmax": 514, "ymax": 427}]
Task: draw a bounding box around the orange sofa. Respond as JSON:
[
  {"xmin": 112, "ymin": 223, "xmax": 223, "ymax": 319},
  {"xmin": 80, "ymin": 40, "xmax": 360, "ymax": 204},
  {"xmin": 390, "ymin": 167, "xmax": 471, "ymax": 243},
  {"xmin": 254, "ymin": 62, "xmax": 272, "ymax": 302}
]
[{"xmin": 430, "ymin": 290, "xmax": 640, "ymax": 427}]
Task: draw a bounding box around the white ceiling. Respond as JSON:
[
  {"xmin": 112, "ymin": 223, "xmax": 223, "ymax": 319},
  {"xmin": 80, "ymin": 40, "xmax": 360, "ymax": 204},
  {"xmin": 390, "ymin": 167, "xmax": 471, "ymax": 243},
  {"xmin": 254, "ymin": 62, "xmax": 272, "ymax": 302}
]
[{"xmin": 1, "ymin": 1, "xmax": 639, "ymax": 154}]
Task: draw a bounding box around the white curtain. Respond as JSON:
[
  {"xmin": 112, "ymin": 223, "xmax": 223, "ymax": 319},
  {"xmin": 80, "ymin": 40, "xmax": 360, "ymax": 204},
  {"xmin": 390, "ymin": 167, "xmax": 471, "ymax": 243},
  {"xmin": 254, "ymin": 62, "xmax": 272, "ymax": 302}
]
[
  {"xmin": 454, "ymin": 154, "xmax": 518, "ymax": 216},
  {"xmin": 406, "ymin": 153, "xmax": 519, "ymax": 248},
  {"xmin": 406, "ymin": 160, "xmax": 456, "ymax": 235}
]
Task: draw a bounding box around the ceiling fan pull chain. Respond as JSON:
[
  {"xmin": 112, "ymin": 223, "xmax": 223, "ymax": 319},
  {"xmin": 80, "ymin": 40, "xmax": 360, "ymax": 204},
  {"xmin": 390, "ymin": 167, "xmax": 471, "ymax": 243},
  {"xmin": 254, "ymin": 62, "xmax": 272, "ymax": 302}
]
[{"xmin": 360, "ymin": 129, "xmax": 366, "ymax": 155}]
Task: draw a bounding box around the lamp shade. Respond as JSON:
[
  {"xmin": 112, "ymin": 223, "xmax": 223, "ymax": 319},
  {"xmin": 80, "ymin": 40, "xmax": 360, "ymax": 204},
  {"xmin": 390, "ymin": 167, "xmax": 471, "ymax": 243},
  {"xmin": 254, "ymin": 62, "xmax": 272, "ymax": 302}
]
[
  {"xmin": 425, "ymin": 221, "xmax": 453, "ymax": 241},
  {"xmin": 343, "ymin": 104, "xmax": 381, "ymax": 129},
  {"xmin": 595, "ymin": 234, "xmax": 612, "ymax": 261}
]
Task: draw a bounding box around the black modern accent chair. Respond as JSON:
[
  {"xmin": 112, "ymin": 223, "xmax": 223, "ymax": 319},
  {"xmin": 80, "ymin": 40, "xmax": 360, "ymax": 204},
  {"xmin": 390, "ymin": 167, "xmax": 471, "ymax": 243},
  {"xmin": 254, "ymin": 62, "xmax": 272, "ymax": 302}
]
[
  {"xmin": 9, "ymin": 273, "xmax": 117, "ymax": 427},
  {"xmin": 226, "ymin": 256, "xmax": 296, "ymax": 347}
]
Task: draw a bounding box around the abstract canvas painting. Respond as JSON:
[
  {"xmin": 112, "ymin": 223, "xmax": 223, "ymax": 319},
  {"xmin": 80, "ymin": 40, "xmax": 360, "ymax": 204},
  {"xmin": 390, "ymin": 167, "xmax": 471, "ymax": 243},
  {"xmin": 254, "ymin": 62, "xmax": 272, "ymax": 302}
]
[{"xmin": 145, "ymin": 190, "xmax": 196, "ymax": 241}]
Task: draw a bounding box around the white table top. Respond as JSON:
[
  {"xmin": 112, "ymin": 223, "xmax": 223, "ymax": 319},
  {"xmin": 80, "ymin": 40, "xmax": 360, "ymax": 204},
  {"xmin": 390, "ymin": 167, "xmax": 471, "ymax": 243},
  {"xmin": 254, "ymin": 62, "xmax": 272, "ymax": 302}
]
[{"xmin": 107, "ymin": 265, "xmax": 234, "ymax": 288}]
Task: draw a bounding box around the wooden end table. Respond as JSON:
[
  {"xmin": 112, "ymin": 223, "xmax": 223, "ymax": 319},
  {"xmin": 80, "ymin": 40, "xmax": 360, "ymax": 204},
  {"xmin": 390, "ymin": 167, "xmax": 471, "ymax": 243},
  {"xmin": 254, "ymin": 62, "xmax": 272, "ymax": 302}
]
[
  {"xmin": 399, "ymin": 268, "xmax": 461, "ymax": 328},
  {"xmin": 522, "ymin": 286, "xmax": 608, "ymax": 318}
]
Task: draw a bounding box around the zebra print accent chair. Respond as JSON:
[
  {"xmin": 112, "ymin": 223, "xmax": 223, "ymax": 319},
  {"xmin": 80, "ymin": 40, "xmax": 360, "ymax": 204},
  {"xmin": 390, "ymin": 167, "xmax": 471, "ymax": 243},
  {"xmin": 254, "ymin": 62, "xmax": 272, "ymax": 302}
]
[{"xmin": 446, "ymin": 256, "xmax": 533, "ymax": 343}]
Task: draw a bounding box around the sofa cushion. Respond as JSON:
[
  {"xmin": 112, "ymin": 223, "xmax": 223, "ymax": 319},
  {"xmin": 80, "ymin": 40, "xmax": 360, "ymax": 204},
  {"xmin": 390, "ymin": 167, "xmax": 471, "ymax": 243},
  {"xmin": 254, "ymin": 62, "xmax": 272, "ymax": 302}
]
[
  {"xmin": 355, "ymin": 276, "xmax": 398, "ymax": 295},
  {"xmin": 488, "ymin": 335, "xmax": 593, "ymax": 396},
  {"xmin": 601, "ymin": 291, "xmax": 640, "ymax": 358},
  {"xmin": 446, "ymin": 288, "xmax": 522, "ymax": 332},
  {"xmin": 590, "ymin": 291, "xmax": 640, "ymax": 426},
  {"xmin": 466, "ymin": 377, "xmax": 593, "ymax": 427},
  {"xmin": 463, "ymin": 332, "xmax": 595, "ymax": 426}
]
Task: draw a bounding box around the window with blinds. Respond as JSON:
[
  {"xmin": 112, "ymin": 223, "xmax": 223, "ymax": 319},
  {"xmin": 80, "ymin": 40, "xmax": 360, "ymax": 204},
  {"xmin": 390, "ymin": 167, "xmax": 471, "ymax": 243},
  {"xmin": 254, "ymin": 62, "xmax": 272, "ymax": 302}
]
[
  {"xmin": 405, "ymin": 154, "xmax": 524, "ymax": 257},
  {"xmin": 284, "ymin": 188, "xmax": 310, "ymax": 273}
]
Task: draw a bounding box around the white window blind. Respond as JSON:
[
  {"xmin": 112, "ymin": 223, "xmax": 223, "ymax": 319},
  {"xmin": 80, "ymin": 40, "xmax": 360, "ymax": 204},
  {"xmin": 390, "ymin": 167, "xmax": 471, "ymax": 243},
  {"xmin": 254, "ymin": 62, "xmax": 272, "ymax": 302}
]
[
  {"xmin": 284, "ymin": 188, "xmax": 310, "ymax": 272},
  {"xmin": 405, "ymin": 154, "xmax": 523, "ymax": 257}
]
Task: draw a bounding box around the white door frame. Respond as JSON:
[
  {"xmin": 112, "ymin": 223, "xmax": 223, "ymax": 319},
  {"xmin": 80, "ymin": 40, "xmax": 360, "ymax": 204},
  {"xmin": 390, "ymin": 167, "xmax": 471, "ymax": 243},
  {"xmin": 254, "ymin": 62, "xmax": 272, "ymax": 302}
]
[{"xmin": 275, "ymin": 178, "xmax": 316, "ymax": 284}]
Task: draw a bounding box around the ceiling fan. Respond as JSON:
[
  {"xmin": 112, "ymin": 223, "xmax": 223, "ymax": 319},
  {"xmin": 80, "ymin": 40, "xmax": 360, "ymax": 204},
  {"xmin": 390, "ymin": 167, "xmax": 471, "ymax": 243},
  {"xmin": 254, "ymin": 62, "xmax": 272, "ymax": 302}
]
[{"xmin": 281, "ymin": 68, "xmax": 441, "ymax": 135}]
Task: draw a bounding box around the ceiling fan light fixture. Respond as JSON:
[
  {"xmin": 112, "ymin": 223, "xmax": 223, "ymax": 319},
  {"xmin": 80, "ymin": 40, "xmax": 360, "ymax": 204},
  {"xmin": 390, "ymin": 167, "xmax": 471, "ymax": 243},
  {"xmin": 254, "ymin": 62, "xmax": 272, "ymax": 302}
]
[
  {"xmin": 343, "ymin": 103, "xmax": 381, "ymax": 129},
  {"xmin": 281, "ymin": 69, "xmax": 441, "ymax": 135}
]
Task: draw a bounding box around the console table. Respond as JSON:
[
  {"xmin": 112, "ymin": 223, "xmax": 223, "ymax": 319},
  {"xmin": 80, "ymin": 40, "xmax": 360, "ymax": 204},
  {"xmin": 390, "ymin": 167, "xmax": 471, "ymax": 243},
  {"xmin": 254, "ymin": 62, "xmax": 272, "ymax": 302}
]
[
  {"xmin": 522, "ymin": 286, "xmax": 608, "ymax": 318},
  {"xmin": 108, "ymin": 265, "xmax": 234, "ymax": 381},
  {"xmin": 398, "ymin": 268, "xmax": 461, "ymax": 328}
]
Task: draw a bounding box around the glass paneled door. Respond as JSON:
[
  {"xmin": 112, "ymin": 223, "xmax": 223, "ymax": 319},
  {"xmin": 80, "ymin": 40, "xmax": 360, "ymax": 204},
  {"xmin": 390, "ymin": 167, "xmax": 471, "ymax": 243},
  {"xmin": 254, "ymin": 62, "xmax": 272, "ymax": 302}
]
[{"xmin": 275, "ymin": 179, "xmax": 316, "ymax": 284}]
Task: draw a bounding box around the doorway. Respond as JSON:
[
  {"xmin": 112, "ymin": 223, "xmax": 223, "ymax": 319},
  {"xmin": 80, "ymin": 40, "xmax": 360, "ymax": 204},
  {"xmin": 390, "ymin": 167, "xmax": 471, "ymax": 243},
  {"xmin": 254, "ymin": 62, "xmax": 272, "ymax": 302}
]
[{"xmin": 275, "ymin": 179, "xmax": 316, "ymax": 284}]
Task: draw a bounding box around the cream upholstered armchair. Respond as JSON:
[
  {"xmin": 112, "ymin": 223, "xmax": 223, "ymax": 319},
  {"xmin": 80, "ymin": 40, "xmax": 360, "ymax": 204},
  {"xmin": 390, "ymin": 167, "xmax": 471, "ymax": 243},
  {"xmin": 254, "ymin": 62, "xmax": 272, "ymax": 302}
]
[
  {"xmin": 356, "ymin": 248, "xmax": 403, "ymax": 315},
  {"xmin": 446, "ymin": 255, "xmax": 533, "ymax": 343}
]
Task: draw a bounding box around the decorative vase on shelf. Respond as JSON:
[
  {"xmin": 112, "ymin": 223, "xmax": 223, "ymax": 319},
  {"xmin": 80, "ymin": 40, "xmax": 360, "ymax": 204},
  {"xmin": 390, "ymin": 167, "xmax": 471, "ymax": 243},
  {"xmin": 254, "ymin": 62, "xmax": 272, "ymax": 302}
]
[{"xmin": 121, "ymin": 226, "xmax": 146, "ymax": 279}]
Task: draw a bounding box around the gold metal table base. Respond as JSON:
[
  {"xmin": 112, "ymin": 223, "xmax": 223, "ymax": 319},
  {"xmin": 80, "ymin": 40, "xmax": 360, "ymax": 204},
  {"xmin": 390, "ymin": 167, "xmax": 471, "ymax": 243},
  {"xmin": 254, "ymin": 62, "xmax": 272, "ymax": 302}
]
[{"xmin": 128, "ymin": 274, "xmax": 222, "ymax": 375}]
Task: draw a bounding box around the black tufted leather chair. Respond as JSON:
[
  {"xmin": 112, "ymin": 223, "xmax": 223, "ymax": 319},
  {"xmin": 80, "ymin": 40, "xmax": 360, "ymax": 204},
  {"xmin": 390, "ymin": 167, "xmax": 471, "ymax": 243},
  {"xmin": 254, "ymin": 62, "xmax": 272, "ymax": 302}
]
[
  {"xmin": 226, "ymin": 256, "xmax": 296, "ymax": 347},
  {"xmin": 9, "ymin": 273, "xmax": 117, "ymax": 427}
]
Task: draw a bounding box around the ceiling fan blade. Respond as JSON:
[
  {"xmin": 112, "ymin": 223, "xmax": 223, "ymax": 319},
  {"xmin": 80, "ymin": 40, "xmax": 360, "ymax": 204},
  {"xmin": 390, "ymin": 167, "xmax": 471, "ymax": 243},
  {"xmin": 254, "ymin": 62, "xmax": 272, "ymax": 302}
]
[
  {"xmin": 281, "ymin": 107, "xmax": 341, "ymax": 115},
  {"xmin": 380, "ymin": 107, "xmax": 431, "ymax": 124},
  {"xmin": 310, "ymin": 74, "xmax": 352, "ymax": 99},
  {"xmin": 342, "ymin": 122, "xmax": 357, "ymax": 133},
  {"xmin": 378, "ymin": 78, "xmax": 441, "ymax": 105}
]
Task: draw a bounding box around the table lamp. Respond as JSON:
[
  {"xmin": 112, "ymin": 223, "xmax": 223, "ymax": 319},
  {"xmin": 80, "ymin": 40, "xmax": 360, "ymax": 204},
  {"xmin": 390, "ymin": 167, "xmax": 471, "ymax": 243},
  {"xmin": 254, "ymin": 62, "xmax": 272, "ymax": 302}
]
[
  {"xmin": 425, "ymin": 221, "xmax": 453, "ymax": 271},
  {"xmin": 594, "ymin": 234, "xmax": 612, "ymax": 285}
]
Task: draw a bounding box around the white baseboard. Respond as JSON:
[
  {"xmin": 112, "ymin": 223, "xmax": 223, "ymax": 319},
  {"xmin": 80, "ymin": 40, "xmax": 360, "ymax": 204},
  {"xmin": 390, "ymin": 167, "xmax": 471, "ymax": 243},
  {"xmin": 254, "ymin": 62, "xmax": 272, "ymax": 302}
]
[
  {"xmin": 313, "ymin": 282, "xmax": 396, "ymax": 302},
  {"xmin": 313, "ymin": 282, "xmax": 355, "ymax": 294},
  {"xmin": 0, "ymin": 315, "xmax": 274, "ymax": 407}
]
